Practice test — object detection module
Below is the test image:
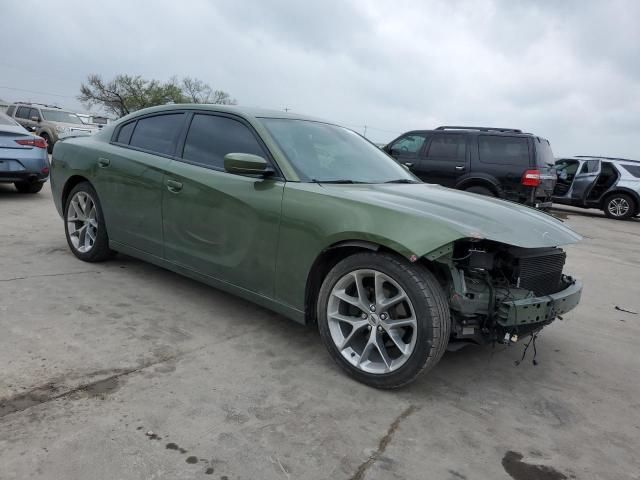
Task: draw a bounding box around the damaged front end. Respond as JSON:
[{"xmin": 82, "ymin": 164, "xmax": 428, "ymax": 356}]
[{"xmin": 430, "ymin": 239, "xmax": 582, "ymax": 344}]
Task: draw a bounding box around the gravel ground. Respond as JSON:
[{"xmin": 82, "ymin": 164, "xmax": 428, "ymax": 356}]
[{"xmin": 1, "ymin": 182, "xmax": 639, "ymax": 480}]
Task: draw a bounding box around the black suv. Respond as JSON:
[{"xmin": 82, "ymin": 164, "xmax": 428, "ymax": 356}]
[{"xmin": 383, "ymin": 126, "xmax": 557, "ymax": 207}]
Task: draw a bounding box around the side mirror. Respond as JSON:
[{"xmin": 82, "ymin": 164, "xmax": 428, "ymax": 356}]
[{"xmin": 224, "ymin": 153, "xmax": 273, "ymax": 176}]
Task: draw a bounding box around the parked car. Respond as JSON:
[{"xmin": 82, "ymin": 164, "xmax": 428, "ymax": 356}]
[
  {"xmin": 0, "ymin": 111, "xmax": 49, "ymax": 193},
  {"xmin": 383, "ymin": 126, "xmax": 557, "ymax": 208},
  {"xmin": 553, "ymin": 156, "xmax": 640, "ymax": 220},
  {"xmin": 6, "ymin": 102, "xmax": 98, "ymax": 154},
  {"xmin": 50, "ymin": 105, "xmax": 582, "ymax": 388}
]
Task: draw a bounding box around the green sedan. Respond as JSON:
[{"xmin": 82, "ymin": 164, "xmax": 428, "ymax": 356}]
[{"xmin": 50, "ymin": 105, "xmax": 583, "ymax": 388}]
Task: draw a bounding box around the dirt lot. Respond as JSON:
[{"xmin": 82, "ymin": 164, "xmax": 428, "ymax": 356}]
[{"xmin": 1, "ymin": 182, "xmax": 639, "ymax": 480}]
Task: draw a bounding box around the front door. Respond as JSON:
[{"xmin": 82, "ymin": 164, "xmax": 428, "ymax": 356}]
[
  {"xmin": 161, "ymin": 113, "xmax": 284, "ymax": 297},
  {"xmin": 386, "ymin": 133, "xmax": 429, "ymax": 175},
  {"xmin": 93, "ymin": 112, "xmax": 187, "ymax": 257}
]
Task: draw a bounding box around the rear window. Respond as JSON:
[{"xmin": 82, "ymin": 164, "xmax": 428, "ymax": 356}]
[
  {"xmin": 426, "ymin": 135, "xmax": 466, "ymax": 161},
  {"xmin": 6, "ymin": 105, "xmax": 15, "ymax": 116},
  {"xmin": 534, "ymin": 138, "xmax": 555, "ymax": 166},
  {"xmin": 116, "ymin": 121, "xmax": 135, "ymax": 144},
  {"xmin": 15, "ymin": 106, "xmax": 30, "ymax": 119},
  {"xmin": 478, "ymin": 135, "xmax": 529, "ymax": 166},
  {"xmin": 622, "ymin": 164, "xmax": 640, "ymax": 178},
  {"xmin": 129, "ymin": 114, "xmax": 184, "ymax": 156}
]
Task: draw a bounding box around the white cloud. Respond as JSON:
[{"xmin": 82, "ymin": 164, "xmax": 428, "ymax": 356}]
[{"xmin": 1, "ymin": 0, "xmax": 638, "ymax": 157}]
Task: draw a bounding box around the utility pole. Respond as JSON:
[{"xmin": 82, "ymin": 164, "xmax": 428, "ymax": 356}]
[
  {"xmin": 363, "ymin": 125, "xmax": 368, "ymax": 138},
  {"xmin": 283, "ymin": 106, "xmax": 291, "ymax": 112}
]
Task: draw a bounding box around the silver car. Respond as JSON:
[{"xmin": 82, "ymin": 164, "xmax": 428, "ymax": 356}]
[
  {"xmin": 0, "ymin": 112, "xmax": 49, "ymax": 193},
  {"xmin": 553, "ymin": 155, "xmax": 640, "ymax": 220}
]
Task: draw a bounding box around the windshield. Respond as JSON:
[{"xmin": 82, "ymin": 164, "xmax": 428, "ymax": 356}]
[
  {"xmin": 261, "ymin": 118, "xmax": 418, "ymax": 183},
  {"xmin": 42, "ymin": 109, "xmax": 84, "ymax": 124}
]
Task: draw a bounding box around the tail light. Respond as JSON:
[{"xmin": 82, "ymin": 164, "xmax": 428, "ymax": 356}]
[
  {"xmin": 15, "ymin": 137, "xmax": 48, "ymax": 149},
  {"xmin": 41, "ymin": 166, "xmax": 50, "ymax": 175},
  {"xmin": 521, "ymin": 169, "xmax": 541, "ymax": 187}
]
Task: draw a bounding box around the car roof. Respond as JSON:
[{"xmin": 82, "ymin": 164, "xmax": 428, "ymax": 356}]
[
  {"xmin": 118, "ymin": 103, "xmax": 336, "ymax": 125},
  {"xmin": 399, "ymin": 127, "xmax": 545, "ymax": 141},
  {"xmin": 557, "ymin": 156, "xmax": 640, "ymax": 165}
]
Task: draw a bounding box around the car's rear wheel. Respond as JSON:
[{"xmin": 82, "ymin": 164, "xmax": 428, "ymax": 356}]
[
  {"xmin": 317, "ymin": 252, "xmax": 450, "ymax": 389},
  {"xmin": 14, "ymin": 181, "xmax": 44, "ymax": 193},
  {"xmin": 603, "ymin": 193, "xmax": 636, "ymax": 220},
  {"xmin": 64, "ymin": 182, "xmax": 113, "ymax": 262},
  {"xmin": 464, "ymin": 185, "xmax": 495, "ymax": 197}
]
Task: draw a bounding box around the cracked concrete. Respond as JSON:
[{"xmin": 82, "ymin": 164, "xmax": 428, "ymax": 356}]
[{"xmin": 1, "ymin": 183, "xmax": 640, "ymax": 480}]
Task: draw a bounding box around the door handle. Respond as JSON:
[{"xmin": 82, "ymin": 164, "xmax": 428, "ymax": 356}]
[
  {"xmin": 455, "ymin": 165, "xmax": 465, "ymax": 171},
  {"xmin": 97, "ymin": 157, "xmax": 111, "ymax": 168},
  {"xmin": 404, "ymin": 162, "xmax": 414, "ymax": 168},
  {"xmin": 166, "ymin": 179, "xmax": 183, "ymax": 193}
]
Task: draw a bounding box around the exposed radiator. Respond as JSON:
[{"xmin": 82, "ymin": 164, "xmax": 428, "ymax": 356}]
[{"xmin": 510, "ymin": 248, "xmax": 566, "ymax": 296}]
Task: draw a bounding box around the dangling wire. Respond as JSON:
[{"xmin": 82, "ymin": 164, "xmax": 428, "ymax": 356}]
[{"xmin": 514, "ymin": 330, "xmax": 540, "ymax": 366}]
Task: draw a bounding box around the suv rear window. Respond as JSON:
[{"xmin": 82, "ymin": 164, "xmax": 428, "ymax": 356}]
[
  {"xmin": 534, "ymin": 138, "xmax": 555, "ymax": 167},
  {"xmin": 6, "ymin": 105, "xmax": 15, "ymax": 116},
  {"xmin": 129, "ymin": 114, "xmax": 184, "ymax": 156},
  {"xmin": 478, "ymin": 136, "xmax": 529, "ymax": 166}
]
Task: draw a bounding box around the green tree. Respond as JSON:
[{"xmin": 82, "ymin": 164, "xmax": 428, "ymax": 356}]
[{"xmin": 79, "ymin": 74, "xmax": 236, "ymax": 118}]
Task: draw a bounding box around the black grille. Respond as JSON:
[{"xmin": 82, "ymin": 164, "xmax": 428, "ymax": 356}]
[{"xmin": 511, "ymin": 248, "xmax": 566, "ymax": 296}]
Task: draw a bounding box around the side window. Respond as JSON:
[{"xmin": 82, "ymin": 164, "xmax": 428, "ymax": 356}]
[
  {"xmin": 389, "ymin": 134, "xmax": 427, "ymax": 156},
  {"xmin": 16, "ymin": 106, "xmax": 30, "ymax": 119},
  {"xmin": 116, "ymin": 121, "xmax": 136, "ymax": 145},
  {"xmin": 478, "ymin": 136, "xmax": 529, "ymax": 166},
  {"xmin": 580, "ymin": 160, "xmax": 599, "ymax": 174},
  {"xmin": 129, "ymin": 114, "xmax": 184, "ymax": 156},
  {"xmin": 426, "ymin": 135, "xmax": 466, "ymax": 161},
  {"xmin": 622, "ymin": 164, "xmax": 640, "ymax": 178},
  {"xmin": 29, "ymin": 108, "xmax": 40, "ymax": 120},
  {"xmin": 182, "ymin": 114, "xmax": 266, "ymax": 169},
  {"xmin": 6, "ymin": 106, "xmax": 15, "ymax": 116}
]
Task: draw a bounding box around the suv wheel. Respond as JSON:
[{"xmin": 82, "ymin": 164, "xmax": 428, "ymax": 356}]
[
  {"xmin": 14, "ymin": 181, "xmax": 44, "ymax": 193},
  {"xmin": 317, "ymin": 252, "xmax": 450, "ymax": 389},
  {"xmin": 603, "ymin": 193, "xmax": 636, "ymax": 220},
  {"xmin": 41, "ymin": 133, "xmax": 53, "ymax": 154},
  {"xmin": 64, "ymin": 182, "xmax": 113, "ymax": 262},
  {"xmin": 464, "ymin": 185, "xmax": 495, "ymax": 197}
]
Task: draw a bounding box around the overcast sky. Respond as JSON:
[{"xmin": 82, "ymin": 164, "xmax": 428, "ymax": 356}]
[{"xmin": 1, "ymin": 0, "xmax": 639, "ymax": 156}]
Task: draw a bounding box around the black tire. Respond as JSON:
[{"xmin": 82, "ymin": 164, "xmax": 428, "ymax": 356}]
[
  {"xmin": 317, "ymin": 252, "xmax": 450, "ymax": 389},
  {"xmin": 63, "ymin": 181, "xmax": 114, "ymax": 262},
  {"xmin": 41, "ymin": 133, "xmax": 53, "ymax": 154},
  {"xmin": 603, "ymin": 193, "xmax": 636, "ymax": 220},
  {"xmin": 464, "ymin": 185, "xmax": 495, "ymax": 197},
  {"xmin": 14, "ymin": 181, "xmax": 44, "ymax": 193}
]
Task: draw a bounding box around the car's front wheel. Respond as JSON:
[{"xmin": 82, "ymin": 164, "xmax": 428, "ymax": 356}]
[
  {"xmin": 603, "ymin": 193, "xmax": 636, "ymax": 220},
  {"xmin": 317, "ymin": 252, "xmax": 450, "ymax": 389},
  {"xmin": 64, "ymin": 182, "xmax": 113, "ymax": 262}
]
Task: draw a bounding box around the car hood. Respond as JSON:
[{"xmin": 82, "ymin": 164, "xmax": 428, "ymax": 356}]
[{"xmin": 320, "ymin": 183, "xmax": 582, "ymax": 249}]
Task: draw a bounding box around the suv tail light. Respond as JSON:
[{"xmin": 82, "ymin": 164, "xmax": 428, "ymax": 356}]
[
  {"xmin": 521, "ymin": 169, "xmax": 541, "ymax": 187},
  {"xmin": 15, "ymin": 137, "xmax": 47, "ymax": 149}
]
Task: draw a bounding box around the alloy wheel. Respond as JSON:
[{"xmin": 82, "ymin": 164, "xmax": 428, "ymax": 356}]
[
  {"xmin": 67, "ymin": 191, "xmax": 98, "ymax": 253},
  {"xmin": 327, "ymin": 269, "xmax": 417, "ymax": 374},
  {"xmin": 607, "ymin": 197, "xmax": 630, "ymax": 217}
]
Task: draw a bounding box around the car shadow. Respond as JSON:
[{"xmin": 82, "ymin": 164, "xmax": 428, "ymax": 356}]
[{"xmin": 551, "ymin": 205, "xmax": 639, "ymax": 222}]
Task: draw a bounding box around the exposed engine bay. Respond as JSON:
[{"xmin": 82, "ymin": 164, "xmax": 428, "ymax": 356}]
[{"xmin": 433, "ymin": 239, "xmax": 582, "ymax": 345}]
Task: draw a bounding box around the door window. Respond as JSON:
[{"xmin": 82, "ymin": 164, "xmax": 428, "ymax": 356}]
[
  {"xmin": 580, "ymin": 160, "xmax": 599, "ymax": 174},
  {"xmin": 115, "ymin": 121, "xmax": 136, "ymax": 145},
  {"xmin": 29, "ymin": 108, "xmax": 40, "ymax": 121},
  {"xmin": 182, "ymin": 114, "xmax": 266, "ymax": 169},
  {"xmin": 15, "ymin": 106, "xmax": 31, "ymax": 119},
  {"xmin": 426, "ymin": 135, "xmax": 466, "ymax": 161},
  {"xmin": 129, "ymin": 114, "xmax": 185, "ymax": 156},
  {"xmin": 388, "ymin": 134, "xmax": 427, "ymax": 156},
  {"xmin": 6, "ymin": 105, "xmax": 15, "ymax": 116},
  {"xmin": 478, "ymin": 136, "xmax": 529, "ymax": 165}
]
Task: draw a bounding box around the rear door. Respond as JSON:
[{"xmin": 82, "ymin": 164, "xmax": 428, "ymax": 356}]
[
  {"xmin": 385, "ymin": 133, "xmax": 429, "ymax": 174},
  {"xmin": 14, "ymin": 106, "xmax": 32, "ymax": 130},
  {"xmin": 533, "ymin": 137, "xmax": 557, "ymax": 199},
  {"xmin": 161, "ymin": 112, "xmax": 284, "ymax": 297},
  {"xmin": 477, "ymin": 135, "xmax": 530, "ymax": 200},
  {"xmin": 417, "ymin": 133, "xmax": 467, "ymax": 187},
  {"xmin": 94, "ymin": 112, "xmax": 186, "ymax": 256},
  {"xmin": 570, "ymin": 159, "xmax": 601, "ymax": 204}
]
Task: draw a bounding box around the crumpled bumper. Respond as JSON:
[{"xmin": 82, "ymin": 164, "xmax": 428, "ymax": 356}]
[{"xmin": 496, "ymin": 276, "xmax": 582, "ymax": 327}]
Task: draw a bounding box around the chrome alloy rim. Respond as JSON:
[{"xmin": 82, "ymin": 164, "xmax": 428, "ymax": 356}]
[
  {"xmin": 608, "ymin": 197, "xmax": 630, "ymax": 217},
  {"xmin": 67, "ymin": 191, "xmax": 98, "ymax": 253},
  {"xmin": 327, "ymin": 269, "xmax": 417, "ymax": 374}
]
